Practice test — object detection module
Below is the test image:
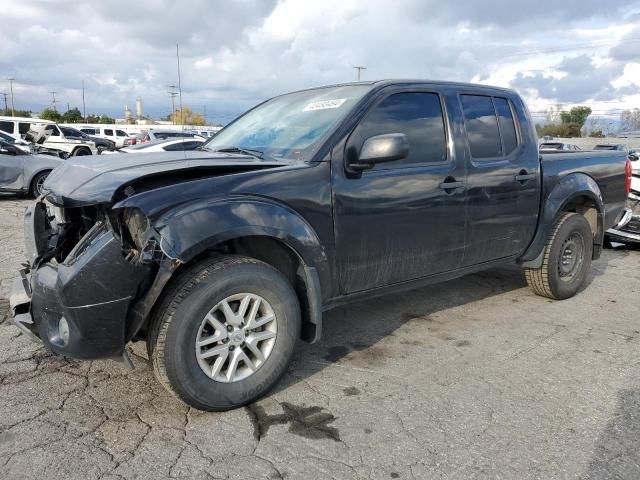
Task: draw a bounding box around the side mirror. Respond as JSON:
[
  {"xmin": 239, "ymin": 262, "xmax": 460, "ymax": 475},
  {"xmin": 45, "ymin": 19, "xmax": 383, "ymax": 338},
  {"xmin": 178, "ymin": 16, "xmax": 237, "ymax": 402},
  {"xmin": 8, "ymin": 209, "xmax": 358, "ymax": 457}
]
[
  {"xmin": 0, "ymin": 144, "xmax": 17, "ymax": 155},
  {"xmin": 348, "ymin": 133, "xmax": 409, "ymax": 171}
]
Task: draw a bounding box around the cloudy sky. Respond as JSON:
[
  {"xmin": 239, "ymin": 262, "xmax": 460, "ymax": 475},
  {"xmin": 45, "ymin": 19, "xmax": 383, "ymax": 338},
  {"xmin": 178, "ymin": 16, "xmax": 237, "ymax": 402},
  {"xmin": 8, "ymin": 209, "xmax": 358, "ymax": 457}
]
[{"xmin": 1, "ymin": 0, "xmax": 639, "ymax": 126}]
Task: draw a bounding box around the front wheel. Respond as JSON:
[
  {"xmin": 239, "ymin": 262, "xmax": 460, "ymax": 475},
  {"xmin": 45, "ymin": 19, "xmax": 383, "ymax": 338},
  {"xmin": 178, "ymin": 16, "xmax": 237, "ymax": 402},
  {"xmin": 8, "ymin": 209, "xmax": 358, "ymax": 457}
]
[
  {"xmin": 525, "ymin": 212, "xmax": 593, "ymax": 300},
  {"xmin": 30, "ymin": 170, "xmax": 51, "ymax": 197},
  {"xmin": 148, "ymin": 255, "xmax": 300, "ymax": 411}
]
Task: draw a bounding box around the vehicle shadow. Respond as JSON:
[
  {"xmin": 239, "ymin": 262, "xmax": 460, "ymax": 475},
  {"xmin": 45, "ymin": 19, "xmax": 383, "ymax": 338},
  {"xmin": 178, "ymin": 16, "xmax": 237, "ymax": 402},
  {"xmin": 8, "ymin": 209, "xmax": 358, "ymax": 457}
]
[
  {"xmin": 275, "ymin": 264, "xmax": 529, "ymax": 392},
  {"xmin": 582, "ymin": 388, "xmax": 640, "ymax": 479}
]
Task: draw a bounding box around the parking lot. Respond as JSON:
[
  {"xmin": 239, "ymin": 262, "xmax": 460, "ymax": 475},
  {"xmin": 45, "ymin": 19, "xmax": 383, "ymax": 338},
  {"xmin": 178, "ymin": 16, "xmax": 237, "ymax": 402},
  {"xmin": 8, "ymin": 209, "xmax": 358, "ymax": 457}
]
[{"xmin": 0, "ymin": 196, "xmax": 639, "ymax": 479}]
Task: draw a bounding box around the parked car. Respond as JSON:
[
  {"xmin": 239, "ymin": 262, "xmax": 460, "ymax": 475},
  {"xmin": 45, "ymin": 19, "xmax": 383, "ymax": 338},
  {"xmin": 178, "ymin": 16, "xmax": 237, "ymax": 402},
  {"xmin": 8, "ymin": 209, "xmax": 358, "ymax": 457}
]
[
  {"xmin": 593, "ymin": 143, "xmax": 627, "ymax": 151},
  {"xmin": 0, "ymin": 130, "xmax": 33, "ymax": 153},
  {"xmin": 9, "ymin": 80, "xmax": 631, "ymax": 411},
  {"xmin": 75, "ymin": 126, "xmax": 134, "ymax": 148},
  {"xmin": 0, "ymin": 140, "xmax": 63, "ymax": 196},
  {"xmin": 539, "ymin": 142, "xmax": 581, "ymax": 152},
  {"xmin": 60, "ymin": 126, "xmax": 116, "ymax": 154},
  {"xmin": 104, "ymin": 137, "xmax": 206, "ymax": 154},
  {"xmin": 0, "ymin": 116, "xmax": 97, "ymax": 158},
  {"xmin": 138, "ymin": 129, "xmax": 204, "ymax": 143},
  {"xmin": 606, "ymin": 157, "xmax": 639, "ymax": 245}
]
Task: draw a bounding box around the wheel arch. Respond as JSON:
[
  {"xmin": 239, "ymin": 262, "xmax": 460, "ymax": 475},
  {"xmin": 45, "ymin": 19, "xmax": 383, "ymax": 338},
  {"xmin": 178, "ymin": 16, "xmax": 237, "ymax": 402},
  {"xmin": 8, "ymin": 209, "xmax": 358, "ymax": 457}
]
[
  {"xmin": 126, "ymin": 198, "xmax": 329, "ymax": 344},
  {"xmin": 520, "ymin": 172, "xmax": 604, "ymax": 268},
  {"xmin": 28, "ymin": 168, "xmax": 53, "ymax": 195}
]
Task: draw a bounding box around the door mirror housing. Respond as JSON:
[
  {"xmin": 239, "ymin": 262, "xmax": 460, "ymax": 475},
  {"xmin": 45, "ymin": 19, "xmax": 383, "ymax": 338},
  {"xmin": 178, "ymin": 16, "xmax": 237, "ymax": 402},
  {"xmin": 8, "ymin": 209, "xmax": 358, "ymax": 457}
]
[
  {"xmin": 0, "ymin": 143, "xmax": 18, "ymax": 155},
  {"xmin": 348, "ymin": 133, "xmax": 409, "ymax": 171}
]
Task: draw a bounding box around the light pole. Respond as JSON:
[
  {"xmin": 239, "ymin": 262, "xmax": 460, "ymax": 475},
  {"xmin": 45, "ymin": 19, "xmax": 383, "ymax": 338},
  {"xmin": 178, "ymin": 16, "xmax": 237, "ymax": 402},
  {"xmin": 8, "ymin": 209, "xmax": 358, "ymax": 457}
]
[
  {"xmin": 49, "ymin": 91, "xmax": 58, "ymax": 111},
  {"xmin": 353, "ymin": 66, "xmax": 367, "ymax": 81},
  {"xmin": 168, "ymin": 85, "xmax": 178, "ymax": 124},
  {"xmin": 176, "ymin": 44, "xmax": 183, "ymax": 127},
  {"xmin": 82, "ymin": 80, "xmax": 86, "ymax": 120},
  {"xmin": 7, "ymin": 78, "xmax": 15, "ymax": 116}
]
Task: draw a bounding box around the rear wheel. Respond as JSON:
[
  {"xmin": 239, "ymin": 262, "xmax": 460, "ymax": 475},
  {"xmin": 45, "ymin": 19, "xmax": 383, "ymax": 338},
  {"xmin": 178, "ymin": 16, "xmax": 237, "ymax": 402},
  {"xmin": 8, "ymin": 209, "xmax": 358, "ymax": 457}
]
[
  {"xmin": 72, "ymin": 147, "xmax": 91, "ymax": 156},
  {"xmin": 29, "ymin": 170, "xmax": 51, "ymax": 197},
  {"xmin": 525, "ymin": 212, "xmax": 593, "ymax": 300},
  {"xmin": 148, "ymin": 255, "xmax": 300, "ymax": 411}
]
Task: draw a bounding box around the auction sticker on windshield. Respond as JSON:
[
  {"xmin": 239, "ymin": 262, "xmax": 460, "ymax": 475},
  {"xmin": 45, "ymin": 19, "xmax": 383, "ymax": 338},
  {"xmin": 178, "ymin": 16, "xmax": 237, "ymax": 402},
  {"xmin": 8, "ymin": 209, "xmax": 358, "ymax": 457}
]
[{"xmin": 303, "ymin": 98, "xmax": 347, "ymax": 111}]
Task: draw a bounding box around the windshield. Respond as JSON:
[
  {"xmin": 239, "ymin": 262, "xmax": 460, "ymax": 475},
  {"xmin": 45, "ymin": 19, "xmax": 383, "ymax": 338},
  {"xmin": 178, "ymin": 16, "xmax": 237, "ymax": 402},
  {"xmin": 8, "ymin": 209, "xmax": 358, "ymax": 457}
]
[
  {"xmin": 594, "ymin": 145, "xmax": 619, "ymax": 150},
  {"xmin": 202, "ymin": 85, "xmax": 370, "ymax": 161}
]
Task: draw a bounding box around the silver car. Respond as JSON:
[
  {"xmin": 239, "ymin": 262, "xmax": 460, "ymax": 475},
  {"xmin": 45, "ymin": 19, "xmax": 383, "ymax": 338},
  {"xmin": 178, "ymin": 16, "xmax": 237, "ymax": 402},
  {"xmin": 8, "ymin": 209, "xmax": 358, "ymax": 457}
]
[{"xmin": 0, "ymin": 140, "xmax": 63, "ymax": 197}]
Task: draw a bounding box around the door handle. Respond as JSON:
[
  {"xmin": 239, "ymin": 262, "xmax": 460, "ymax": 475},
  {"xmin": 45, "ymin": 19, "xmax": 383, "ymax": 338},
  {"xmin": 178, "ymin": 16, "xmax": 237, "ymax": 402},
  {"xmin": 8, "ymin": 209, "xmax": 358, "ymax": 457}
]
[
  {"xmin": 515, "ymin": 170, "xmax": 536, "ymax": 184},
  {"xmin": 439, "ymin": 177, "xmax": 465, "ymax": 193}
]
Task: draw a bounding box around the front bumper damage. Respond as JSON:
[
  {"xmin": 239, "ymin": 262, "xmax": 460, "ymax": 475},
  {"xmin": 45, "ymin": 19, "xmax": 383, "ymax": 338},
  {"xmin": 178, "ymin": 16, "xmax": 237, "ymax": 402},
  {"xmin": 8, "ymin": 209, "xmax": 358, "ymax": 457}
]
[{"xmin": 9, "ymin": 200, "xmax": 158, "ymax": 359}]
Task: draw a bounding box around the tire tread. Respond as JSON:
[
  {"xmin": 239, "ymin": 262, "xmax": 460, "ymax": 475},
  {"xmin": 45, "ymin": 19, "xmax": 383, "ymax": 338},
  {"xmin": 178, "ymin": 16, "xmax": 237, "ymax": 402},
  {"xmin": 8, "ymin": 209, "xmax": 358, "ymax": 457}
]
[
  {"xmin": 148, "ymin": 255, "xmax": 278, "ymax": 404},
  {"xmin": 525, "ymin": 212, "xmax": 577, "ymax": 299}
]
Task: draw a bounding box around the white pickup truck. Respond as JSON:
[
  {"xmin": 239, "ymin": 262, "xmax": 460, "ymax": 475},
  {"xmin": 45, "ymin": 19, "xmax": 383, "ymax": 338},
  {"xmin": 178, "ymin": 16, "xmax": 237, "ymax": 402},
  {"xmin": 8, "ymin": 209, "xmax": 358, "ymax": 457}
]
[{"xmin": 0, "ymin": 116, "xmax": 97, "ymax": 158}]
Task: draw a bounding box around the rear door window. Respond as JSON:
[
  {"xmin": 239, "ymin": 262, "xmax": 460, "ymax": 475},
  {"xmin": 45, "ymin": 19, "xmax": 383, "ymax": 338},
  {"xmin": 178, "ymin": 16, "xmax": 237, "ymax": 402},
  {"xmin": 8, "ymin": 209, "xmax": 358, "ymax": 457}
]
[
  {"xmin": 493, "ymin": 97, "xmax": 518, "ymax": 155},
  {"xmin": 18, "ymin": 123, "xmax": 31, "ymax": 135},
  {"xmin": 104, "ymin": 129, "xmax": 114, "ymax": 136},
  {"xmin": 460, "ymin": 95, "xmax": 502, "ymax": 159},
  {"xmin": 45, "ymin": 125, "xmax": 60, "ymax": 136}
]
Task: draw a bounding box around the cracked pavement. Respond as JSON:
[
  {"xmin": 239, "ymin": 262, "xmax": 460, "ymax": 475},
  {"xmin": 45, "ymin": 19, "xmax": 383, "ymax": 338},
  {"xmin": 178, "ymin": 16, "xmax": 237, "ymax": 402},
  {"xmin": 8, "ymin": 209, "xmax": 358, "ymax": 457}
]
[{"xmin": 1, "ymin": 195, "xmax": 639, "ymax": 479}]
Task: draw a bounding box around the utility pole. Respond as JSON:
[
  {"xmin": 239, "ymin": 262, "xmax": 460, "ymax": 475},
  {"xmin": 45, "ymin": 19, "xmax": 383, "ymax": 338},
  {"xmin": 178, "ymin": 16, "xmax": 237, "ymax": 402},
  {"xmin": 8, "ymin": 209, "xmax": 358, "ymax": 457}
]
[
  {"xmin": 203, "ymin": 104, "xmax": 207, "ymax": 125},
  {"xmin": 0, "ymin": 93, "xmax": 7, "ymax": 115},
  {"xmin": 49, "ymin": 91, "xmax": 58, "ymax": 111},
  {"xmin": 81, "ymin": 80, "xmax": 86, "ymax": 120},
  {"xmin": 353, "ymin": 66, "xmax": 367, "ymax": 81},
  {"xmin": 168, "ymin": 85, "xmax": 178, "ymax": 124},
  {"xmin": 176, "ymin": 44, "xmax": 183, "ymax": 127},
  {"xmin": 7, "ymin": 78, "xmax": 16, "ymax": 116}
]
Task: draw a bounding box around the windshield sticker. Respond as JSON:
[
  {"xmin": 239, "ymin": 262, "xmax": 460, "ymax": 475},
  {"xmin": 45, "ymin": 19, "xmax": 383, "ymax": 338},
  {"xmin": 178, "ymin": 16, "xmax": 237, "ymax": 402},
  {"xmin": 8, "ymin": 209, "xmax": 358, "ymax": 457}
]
[{"xmin": 303, "ymin": 98, "xmax": 347, "ymax": 111}]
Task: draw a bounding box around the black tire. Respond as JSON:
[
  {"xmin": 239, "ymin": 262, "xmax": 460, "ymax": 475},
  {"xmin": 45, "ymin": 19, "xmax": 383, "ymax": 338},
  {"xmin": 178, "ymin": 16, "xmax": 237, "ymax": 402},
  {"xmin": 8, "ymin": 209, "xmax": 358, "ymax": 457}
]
[
  {"xmin": 96, "ymin": 145, "xmax": 106, "ymax": 154},
  {"xmin": 30, "ymin": 170, "xmax": 51, "ymax": 198},
  {"xmin": 525, "ymin": 212, "xmax": 593, "ymax": 300},
  {"xmin": 148, "ymin": 255, "xmax": 300, "ymax": 411},
  {"xmin": 72, "ymin": 147, "xmax": 91, "ymax": 156}
]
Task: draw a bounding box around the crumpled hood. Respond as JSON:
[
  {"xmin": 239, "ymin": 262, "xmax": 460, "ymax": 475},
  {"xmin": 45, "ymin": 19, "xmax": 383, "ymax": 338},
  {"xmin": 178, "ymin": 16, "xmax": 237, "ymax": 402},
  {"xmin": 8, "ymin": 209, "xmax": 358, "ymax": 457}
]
[{"xmin": 43, "ymin": 150, "xmax": 292, "ymax": 207}]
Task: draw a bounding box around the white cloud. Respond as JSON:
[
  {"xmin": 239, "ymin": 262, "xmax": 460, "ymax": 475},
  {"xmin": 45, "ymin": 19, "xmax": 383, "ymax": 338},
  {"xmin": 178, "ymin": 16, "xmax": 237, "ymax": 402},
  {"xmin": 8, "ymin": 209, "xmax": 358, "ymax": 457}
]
[{"xmin": 1, "ymin": 0, "xmax": 639, "ymax": 124}]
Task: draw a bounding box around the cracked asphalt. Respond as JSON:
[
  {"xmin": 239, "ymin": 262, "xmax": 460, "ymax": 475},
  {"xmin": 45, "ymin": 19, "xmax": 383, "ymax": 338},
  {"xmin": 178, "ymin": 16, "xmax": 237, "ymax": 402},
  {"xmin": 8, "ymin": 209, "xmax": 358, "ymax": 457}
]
[{"xmin": 1, "ymin": 195, "xmax": 639, "ymax": 480}]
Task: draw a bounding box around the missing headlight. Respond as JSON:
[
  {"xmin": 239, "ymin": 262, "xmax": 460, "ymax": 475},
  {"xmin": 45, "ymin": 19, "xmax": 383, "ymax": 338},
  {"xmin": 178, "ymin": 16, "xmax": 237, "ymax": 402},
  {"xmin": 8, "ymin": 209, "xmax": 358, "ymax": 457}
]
[{"xmin": 120, "ymin": 208, "xmax": 158, "ymax": 264}]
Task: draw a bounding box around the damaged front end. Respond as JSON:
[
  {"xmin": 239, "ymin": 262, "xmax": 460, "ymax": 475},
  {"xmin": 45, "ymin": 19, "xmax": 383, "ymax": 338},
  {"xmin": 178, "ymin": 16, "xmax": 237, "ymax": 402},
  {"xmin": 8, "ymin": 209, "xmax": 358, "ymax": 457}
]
[{"xmin": 9, "ymin": 197, "xmax": 178, "ymax": 360}]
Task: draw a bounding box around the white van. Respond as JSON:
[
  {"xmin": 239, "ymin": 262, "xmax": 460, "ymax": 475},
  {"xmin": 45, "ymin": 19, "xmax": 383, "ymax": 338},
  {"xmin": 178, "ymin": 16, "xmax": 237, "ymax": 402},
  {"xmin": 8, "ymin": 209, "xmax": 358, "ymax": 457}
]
[
  {"xmin": 76, "ymin": 126, "xmax": 133, "ymax": 148},
  {"xmin": 0, "ymin": 116, "xmax": 97, "ymax": 157}
]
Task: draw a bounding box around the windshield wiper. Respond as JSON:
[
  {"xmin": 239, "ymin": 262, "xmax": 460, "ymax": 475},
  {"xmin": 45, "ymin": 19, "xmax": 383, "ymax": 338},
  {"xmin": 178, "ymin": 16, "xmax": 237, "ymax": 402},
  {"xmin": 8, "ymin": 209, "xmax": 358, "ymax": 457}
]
[{"xmin": 209, "ymin": 146, "xmax": 264, "ymax": 159}]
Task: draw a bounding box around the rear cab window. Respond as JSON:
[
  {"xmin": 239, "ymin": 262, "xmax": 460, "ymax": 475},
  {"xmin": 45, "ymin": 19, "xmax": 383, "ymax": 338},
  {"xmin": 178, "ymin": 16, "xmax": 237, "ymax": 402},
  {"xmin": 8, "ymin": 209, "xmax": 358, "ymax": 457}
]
[
  {"xmin": 460, "ymin": 94, "xmax": 520, "ymax": 159},
  {"xmin": 0, "ymin": 121, "xmax": 14, "ymax": 134}
]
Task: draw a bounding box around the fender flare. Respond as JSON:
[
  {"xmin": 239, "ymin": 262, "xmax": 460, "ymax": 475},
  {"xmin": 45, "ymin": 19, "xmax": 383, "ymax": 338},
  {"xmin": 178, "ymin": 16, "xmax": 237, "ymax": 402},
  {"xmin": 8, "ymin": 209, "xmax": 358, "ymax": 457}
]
[
  {"xmin": 118, "ymin": 196, "xmax": 330, "ymax": 343},
  {"xmin": 150, "ymin": 197, "xmax": 329, "ymax": 278},
  {"xmin": 520, "ymin": 172, "xmax": 604, "ymax": 267}
]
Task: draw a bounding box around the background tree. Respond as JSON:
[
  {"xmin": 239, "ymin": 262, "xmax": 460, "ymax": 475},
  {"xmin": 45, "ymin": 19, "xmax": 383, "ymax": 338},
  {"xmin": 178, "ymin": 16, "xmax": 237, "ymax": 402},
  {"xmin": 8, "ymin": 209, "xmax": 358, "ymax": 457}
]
[
  {"xmin": 171, "ymin": 107, "xmax": 205, "ymax": 126},
  {"xmin": 536, "ymin": 105, "xmax": 592, "ymax": 138},
  {"xmin": 61, "ymin": 107, "xmax": 83, "ymax": 123},
  {"xmin": 1, "ymin": 108, "xmax": 32, "ymax": 117},
  {"xmin": 559, "ymin": 106, "xmax": 592, "ymax": 128},
  {"xmin": 620, "ymin": 108, "xmax": 640, "ymax": 132},
  {"xmin": 40, "ymin": 108, "xmax": 62, "ymax": 122}
]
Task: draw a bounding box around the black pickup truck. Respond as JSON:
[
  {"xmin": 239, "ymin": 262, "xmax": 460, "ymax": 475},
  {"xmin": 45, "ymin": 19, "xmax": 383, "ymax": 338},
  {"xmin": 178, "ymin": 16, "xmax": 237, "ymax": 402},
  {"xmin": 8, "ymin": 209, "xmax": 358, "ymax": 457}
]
[{"xmin": 9, "ymin": 80, "xmax": 632, "ymax": 410}]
